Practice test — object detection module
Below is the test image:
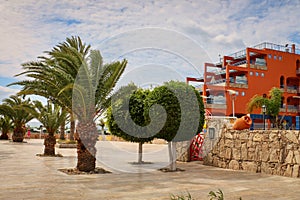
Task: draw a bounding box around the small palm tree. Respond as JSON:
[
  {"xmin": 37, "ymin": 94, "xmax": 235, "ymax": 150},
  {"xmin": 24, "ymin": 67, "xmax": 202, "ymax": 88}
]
[
  {"xmin": 0, "ymin": 116, "xmax": 13, "ymax": 140},
  {"xmin": 247, "ymin": 87, "xmax": 282, "ymax": 127},
  {"xmin": 0, "ymin": 95, "xmax": 34, "ymax": 142},
  {"xmin": 33, "ymin": 100, "xmax": 68, "ymax": 156}
]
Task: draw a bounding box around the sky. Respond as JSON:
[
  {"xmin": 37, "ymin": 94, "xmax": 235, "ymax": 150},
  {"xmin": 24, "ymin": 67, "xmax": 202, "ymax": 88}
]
[{"xmin": 1, "ymin": 0, "xmax": 300, "ymax": 103}]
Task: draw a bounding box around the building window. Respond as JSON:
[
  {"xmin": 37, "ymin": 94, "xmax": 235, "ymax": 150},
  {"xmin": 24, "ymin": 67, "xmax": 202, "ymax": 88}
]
[
  {"xmin": 261, "ymin": 73, "xmax": 264, "ymax": 77},
  {"xmin": 279, "ymin": 56, "xmax": 282, "ymax": 61},
  {"xmin": 274, "ymin": 55, "xmax": 277, "ymax": 60},
  {"xmin": 241, "ymin": 91, "xmax": 245, "ymax": 96},
  {"xmin": 256, "ymin": 72, "xmax": 259, "ymax": 76},
  {"xmin": 250, "ymin": 71, "xmax": 253, "ymax": 76},
  {"xmin": 268, "ymin": 54, "xmax": 272, "ymax": 59}
]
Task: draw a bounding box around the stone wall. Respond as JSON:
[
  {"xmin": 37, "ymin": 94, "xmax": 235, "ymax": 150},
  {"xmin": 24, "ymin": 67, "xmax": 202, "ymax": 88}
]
[
  {"xmin": 203, "ymin": 128, "xmax": 300, "ymax": 178},
  {"xmin": 176, "ymin": 141, "xmax": 190, "ymax": 162}
]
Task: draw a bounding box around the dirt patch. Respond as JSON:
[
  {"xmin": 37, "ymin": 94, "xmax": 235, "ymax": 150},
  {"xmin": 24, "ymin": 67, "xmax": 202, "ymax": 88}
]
[
  {"xmin": 158, "ymin": 167, "xmax": 185, "ymax": 172},
  {"xmin": 58, "ymin": 167, "xmax": 111, "ymax": 175},
  {"xmin": 36, "ymin": 153, "xmax": 63, "ymax": 157}
]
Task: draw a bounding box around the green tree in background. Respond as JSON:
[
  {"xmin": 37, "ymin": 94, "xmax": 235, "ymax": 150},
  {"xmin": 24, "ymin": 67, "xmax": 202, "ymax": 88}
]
[
  {"xmin": 0, "ymin": 116, "xmax": 13, "ymax": 140},
  {"xmin": 247, "ymin": 87, "xmax": 282, "ymax": 128},
  {"xmin": 145, "ymin": 81, "xmax": 205, "ymax": 171},
  {"xmin": 107, "ymin": 84, "xmax": 154, "ymax": 164},
  {"xmin": 0, "ymin": 95, "xmax": 34, "ymax": 142},
  {"xmin": 33, "ymin": 100, "xmax": 68, "ymax": 156}
]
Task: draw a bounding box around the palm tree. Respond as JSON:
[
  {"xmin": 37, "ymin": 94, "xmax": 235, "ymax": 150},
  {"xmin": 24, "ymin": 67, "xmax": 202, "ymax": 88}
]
[
  {"xmin": 10, "ymin": 36, "xmax": 91, "ymax": 141},
  {"xmin": 33, "ymin": 100, "xmax": 68, "ymax": 156},
  {"xmin": 10, "ymin": 36, "xmax": 127, "ymax": 171},
  {"xmin": 0, "ymin": 115, "xmax": 13, "ymax": 140},
  {"xmin": 0, "ymin": 95, "xmax": 34, "ymax": 142},
  {"xmin": 72, "ymin": 49, "xmax": 127, "ymax": 171},
  {"xmin": 247, "ymin": 87, "xmax": 282, "ymax": 127}
]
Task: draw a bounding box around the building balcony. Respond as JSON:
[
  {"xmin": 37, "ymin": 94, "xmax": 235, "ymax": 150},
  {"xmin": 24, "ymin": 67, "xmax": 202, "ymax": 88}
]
[
  {"xmin": 229, "ymin": 83, "xmax": 248, "ymax": 88},
  {"xmin": 249, "ymin": 64, "xmax": 268, "ymax": 70},
  {"xmin": 281, "ymin": 105, "xmax": 300, "ymax": 113},
  {"xmin": 286, "ymin": 86, "xmax": 298, "ymax": 94},
  {"xmin": 205, "ymin": 104, "xmax": 227, "ymax": 109}
]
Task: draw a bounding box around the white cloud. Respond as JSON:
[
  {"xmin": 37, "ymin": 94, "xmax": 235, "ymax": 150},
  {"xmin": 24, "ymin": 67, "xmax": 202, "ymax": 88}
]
[{"xmin": 0, "ymin": 86, "xmax": 19, "ymax": 103}]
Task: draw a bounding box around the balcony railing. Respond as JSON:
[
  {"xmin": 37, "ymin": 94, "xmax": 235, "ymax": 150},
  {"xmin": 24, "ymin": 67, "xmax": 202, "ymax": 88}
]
[{"xmin": 205, "ymin": 104, "xmax": 227, "ymax": 109}]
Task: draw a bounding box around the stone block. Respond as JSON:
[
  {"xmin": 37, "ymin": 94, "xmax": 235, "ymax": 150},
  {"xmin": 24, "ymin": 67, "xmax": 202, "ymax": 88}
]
[
  {"xmin": 212, "ymin": 157, "xmax": 219, "ymax": 166},
  {"xmin": 232, "ymin": 148, "xmax": 241, "ymax": 160},
  {"xmin": 261, "ymin": 150, "xmax": 269, "ymax": 162},
  {"xmin": 224, "ymin": 139, "xmax": 233, "ymax": 148},
  {"xmin": 270, "ymin": 141, "xmax": 280, "ymax": 149},
  {"xmin": 269, "ymin": 133, "xmax": 278, "ymax": 142},
  {"xmin": 241, "ymin": 161, "xmax": 257, "ymax": 173},
  {"xmin": 224, "ymin": 147, "xmax": 232, "ymax": 160},
  {"xmin": 239, "ymin": 132, "xmax": 248, "ymax": 140},
  {"xmin": 284, "ymin": 164, "xmax": 292, "ymax": 177},
  {"xmin": 253, "ymin": 133, "xmax": 263, "ymax": 142},
  {"xmin": 261, "ymin": 162, "xmax": 272, "ymax": 174},
  {"xmin": 248, "ymin": 151, "xmax": 256, "ymax": 161},
  {"xmin": 247, "ymin": 140, "xmax": 253, "ymax": 148},
  {"xmin": 284, "ymin": 131, "xmax": 299, "ymax": 144},
  {"xmin": 229, "ymin": 160, "xmax": 240, "ymax": 170},
  {"xmin": 241, "ymin": 143, "xmax": 247, "ymax": 160},
  {"xmin": 269, "ymin": 149, "xmax": 280, "ymax": 162},
  {"xmin": 234, "ymin": 140, "xmax": 242, "ymax": 148},
  {"xmin": 285, "ymin": 150, "xmax": 294, "ymax": 164},
  {"xmin": 203, "ymin": 153, "xmax": 213, "ymax": 165},
  {"xmin": 225, "ymin": 132, "xmax": 233, "ymax": 139},
  {"xmin": 218, "ymin": 160, "xmax": 226, "ymax": 168},
  {"xmin": 294, "ymin": 151, "xmax": 300, "ymax": 164},
  {"xmin": 255, "ymin": 146, "xmax": 262, "ymax": 161},
  {"xmin": 292, "ymin": 165, "xmax": 299, "ymax": 178},
  {"xmin": 263, "ymin": 133, "xmax": 269, "ymax": 141}
]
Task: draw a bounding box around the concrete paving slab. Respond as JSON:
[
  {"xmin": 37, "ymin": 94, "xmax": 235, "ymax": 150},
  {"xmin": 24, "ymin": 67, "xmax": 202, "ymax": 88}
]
[{"xmin": 1, "ymin": 139, "xmax": 300, "ymax": 200}]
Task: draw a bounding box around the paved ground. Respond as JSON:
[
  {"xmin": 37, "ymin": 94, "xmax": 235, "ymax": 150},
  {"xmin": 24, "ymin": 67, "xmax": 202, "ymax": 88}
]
[{"xmin": 1, "ymin": 139, "xmax": 300, "ymax": 200}]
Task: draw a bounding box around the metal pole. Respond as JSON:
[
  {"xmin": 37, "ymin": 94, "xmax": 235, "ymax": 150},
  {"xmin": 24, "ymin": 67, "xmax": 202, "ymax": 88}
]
[
  {"xmin": 263, "ymin": 112, "xmax": 265, "ymax": 130},
  {"xmin": 232, "ymin": 98, "xmax": 235, "ymax": 118}
]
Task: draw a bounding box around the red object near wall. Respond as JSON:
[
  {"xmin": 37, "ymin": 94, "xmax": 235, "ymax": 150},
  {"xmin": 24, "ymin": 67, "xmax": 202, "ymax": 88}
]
[{"xmin": 190, "ymin": 133, "xmax": 204, "ymax": 161}]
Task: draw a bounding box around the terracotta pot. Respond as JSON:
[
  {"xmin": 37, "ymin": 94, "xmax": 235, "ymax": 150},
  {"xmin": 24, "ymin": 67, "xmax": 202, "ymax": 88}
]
[{"xmin": 233, "ymin": 115, "xmax": 252, "ymax": 130}]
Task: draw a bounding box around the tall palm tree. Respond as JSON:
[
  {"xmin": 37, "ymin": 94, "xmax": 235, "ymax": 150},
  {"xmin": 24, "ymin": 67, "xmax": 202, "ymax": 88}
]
[
  {"xmin": 0, "ymin": 95, "xmax": 34, "ymax": 142},
  {"xmin": 72, "ymin": 50, "xmax": 127, "ymax": 171},
  {"xmin": 10, "ymin": 36, "xmax": 127, "ymax": 171},
  {"xmin": 33, "ymin": 100, "xmax": 68, "ymax": 156},
  {"xmin": 0, "ymin": 115, "xmax": 13, "ymax": 140}
]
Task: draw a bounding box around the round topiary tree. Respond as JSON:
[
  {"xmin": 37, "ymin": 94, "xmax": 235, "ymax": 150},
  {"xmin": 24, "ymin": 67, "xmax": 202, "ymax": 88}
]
[
  {"xmin": 144, "ymin": 81, "xmax": 205, "ymax": 170},
  {"xmin": 107, "ymin": 84, "xmax": 156, "ymax": 164}
]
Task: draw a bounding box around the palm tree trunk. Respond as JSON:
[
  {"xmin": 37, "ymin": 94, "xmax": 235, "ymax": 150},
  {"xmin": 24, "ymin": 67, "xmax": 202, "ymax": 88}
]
[
  {"xmin": 75, "ymin": 121, "xmax": 98, "ymax": 172},
  {"xmin": 0, "ymin": 132, "xmax": 9, "ymax": 140},
  {"xmin": 44, "ymin": 133, "xmax": 56, "ymax": 156},
  {"xmin": 12, "ymin": 126, "xmax": 25, "ymax": 142},
  {"xmin": 70, "ymin": 115, "xmax": 75, "ymax": 141},
  {"xmin": 60, "ymin": 120, "xmax": 65, "ymax": 140}
]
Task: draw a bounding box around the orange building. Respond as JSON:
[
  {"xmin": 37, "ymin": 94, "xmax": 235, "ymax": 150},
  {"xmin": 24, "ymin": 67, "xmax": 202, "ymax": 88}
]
[{"xmin": 187, "ymin": 42, "xmax": 300, "ymax": 127}]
